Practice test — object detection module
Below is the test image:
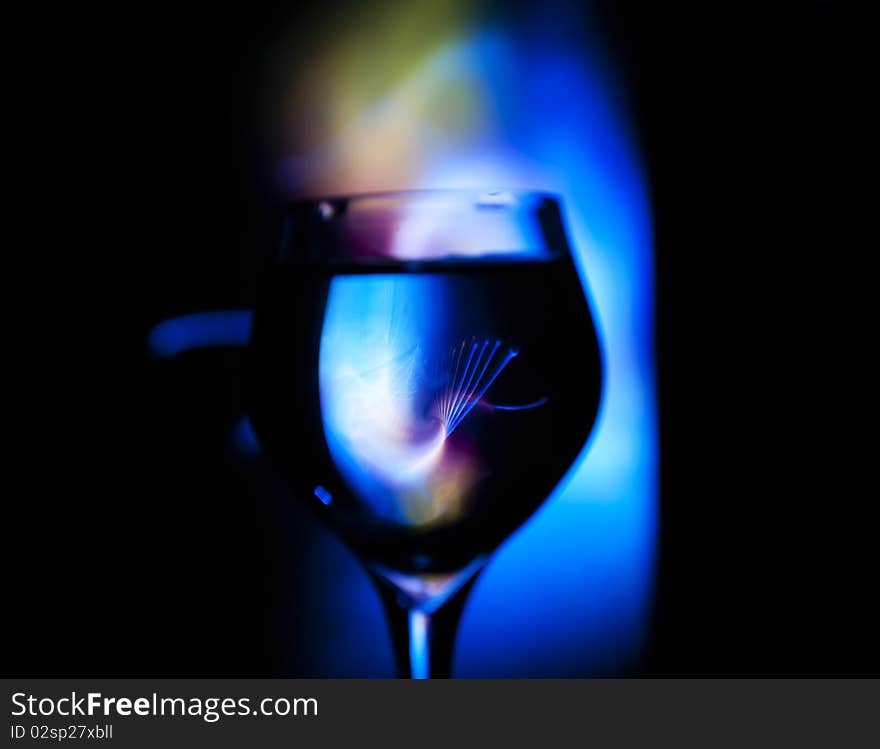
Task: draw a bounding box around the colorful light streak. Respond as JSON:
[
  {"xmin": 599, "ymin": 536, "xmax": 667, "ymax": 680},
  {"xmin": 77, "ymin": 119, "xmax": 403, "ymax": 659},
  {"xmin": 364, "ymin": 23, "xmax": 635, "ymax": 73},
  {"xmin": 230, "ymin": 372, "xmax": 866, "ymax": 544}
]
[{"xmin": 319, "ymin": 274, "xmax": 524, "ymax": 527}]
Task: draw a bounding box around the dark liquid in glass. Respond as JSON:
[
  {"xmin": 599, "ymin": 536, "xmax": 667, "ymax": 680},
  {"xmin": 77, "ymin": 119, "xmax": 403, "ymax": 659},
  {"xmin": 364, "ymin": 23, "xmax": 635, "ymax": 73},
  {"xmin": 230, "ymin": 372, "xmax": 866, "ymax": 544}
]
[{"xmin": 245, "ymin": 256, "xmax": 601, "ymax": 576}]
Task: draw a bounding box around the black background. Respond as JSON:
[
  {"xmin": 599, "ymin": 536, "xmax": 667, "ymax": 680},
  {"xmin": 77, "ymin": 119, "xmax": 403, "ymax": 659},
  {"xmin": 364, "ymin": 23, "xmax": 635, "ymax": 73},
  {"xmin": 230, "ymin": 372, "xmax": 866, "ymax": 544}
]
[{"xmin": 9, "ymin": 1, "xmax": 874, "ymax": 676}]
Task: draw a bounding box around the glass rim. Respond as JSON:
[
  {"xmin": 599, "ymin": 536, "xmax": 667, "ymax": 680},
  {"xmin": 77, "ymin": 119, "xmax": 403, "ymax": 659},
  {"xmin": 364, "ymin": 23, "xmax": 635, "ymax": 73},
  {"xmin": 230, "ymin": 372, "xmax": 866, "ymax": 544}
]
[
  {"xmin": 283, "ymin": 188, "xmax": 562, "ymax": 208},
  {"xmin": 276, "ymin": 188, "xmax": 571, "ymax": 266}
]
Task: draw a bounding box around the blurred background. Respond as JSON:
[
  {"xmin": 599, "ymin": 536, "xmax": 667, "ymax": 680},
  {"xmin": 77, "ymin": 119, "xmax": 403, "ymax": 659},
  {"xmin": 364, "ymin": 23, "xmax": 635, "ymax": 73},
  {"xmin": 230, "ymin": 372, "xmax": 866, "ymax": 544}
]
[{"xmin": 11, "ymin": 0, "xmax": 876, "ymax": 677}]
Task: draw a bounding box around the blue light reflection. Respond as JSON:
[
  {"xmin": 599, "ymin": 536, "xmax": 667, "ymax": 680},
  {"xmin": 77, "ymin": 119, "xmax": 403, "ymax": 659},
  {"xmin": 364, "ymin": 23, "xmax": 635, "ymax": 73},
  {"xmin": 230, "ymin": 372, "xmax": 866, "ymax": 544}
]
[{"xmin": 148, "ymin": 311, "xmax": 252, "ymax": 357}]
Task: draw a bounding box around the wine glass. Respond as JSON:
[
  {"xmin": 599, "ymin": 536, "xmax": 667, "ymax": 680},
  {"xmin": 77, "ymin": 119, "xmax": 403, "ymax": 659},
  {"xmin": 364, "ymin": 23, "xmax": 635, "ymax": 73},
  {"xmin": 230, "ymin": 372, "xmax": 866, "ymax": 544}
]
[{"xmin": 244, "ymin": 190, "xmax": 602, "ymax": 677}]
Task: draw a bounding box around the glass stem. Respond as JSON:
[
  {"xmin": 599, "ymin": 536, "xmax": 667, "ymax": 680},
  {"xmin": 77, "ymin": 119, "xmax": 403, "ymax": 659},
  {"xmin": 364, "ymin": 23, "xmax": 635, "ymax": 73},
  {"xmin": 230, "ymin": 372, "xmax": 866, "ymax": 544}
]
[{"xmin": 374, "ymin": 571, "xmax": 480, "ymax": 679}]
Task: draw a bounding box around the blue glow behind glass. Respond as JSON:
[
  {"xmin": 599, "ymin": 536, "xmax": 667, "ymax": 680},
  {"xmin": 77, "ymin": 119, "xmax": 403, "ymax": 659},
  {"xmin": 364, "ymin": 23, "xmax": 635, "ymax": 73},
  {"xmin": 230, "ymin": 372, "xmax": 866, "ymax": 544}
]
[{"xmin": 448, "ymin": 23, "xmax": 657, "ymax": 676}]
